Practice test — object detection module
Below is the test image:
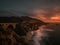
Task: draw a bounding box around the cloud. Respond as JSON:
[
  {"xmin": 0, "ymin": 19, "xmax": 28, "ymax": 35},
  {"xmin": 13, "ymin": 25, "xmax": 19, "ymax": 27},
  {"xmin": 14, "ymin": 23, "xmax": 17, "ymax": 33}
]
[{"xmin": 31, "ymin": 6, "xmax": 60, "ymax": 23}]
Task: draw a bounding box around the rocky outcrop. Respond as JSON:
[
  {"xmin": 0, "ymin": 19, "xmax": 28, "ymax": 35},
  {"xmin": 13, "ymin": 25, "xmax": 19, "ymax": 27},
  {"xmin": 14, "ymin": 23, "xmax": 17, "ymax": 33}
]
[{"xmin": 0, "ymin": 16, "xmax": 47, "ymax": 45}]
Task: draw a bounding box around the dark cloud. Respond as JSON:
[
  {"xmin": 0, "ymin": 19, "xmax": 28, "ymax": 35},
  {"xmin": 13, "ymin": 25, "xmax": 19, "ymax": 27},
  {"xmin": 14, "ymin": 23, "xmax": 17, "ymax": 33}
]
[{"xmin": 0, "ymin": 0, "xmax": 60, "ymax": 16}]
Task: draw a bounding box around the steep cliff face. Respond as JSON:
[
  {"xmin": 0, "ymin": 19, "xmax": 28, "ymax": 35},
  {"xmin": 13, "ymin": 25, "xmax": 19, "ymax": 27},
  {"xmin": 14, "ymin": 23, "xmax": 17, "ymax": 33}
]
[
  {"xmin": 20, "ymin": 16, "xmax": 47, "ymax": 31},
  {"xmin": 0, "ymin": 16, "xmax": 46, "ymax": 30},
  {"xmin": 0, "ymin": 16, "xmax": 47, "ymax": 45}
]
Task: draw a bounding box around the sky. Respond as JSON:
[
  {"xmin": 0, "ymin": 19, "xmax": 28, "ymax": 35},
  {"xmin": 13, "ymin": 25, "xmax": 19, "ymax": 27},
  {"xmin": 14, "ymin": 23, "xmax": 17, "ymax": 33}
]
[
  {"xmin": 0, "ymin": 0, "xmax": 60, "ymax": 23},
  {"xmin": 0, "ymin": 0, "xmax": 60, "ymax": 12}
]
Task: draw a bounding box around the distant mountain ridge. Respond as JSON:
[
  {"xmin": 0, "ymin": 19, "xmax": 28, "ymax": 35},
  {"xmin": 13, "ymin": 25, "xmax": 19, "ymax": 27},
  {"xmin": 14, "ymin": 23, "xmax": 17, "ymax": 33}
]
[{"xmin": 0, "ymin": 16, "xmax": 46, "ymax": 25}]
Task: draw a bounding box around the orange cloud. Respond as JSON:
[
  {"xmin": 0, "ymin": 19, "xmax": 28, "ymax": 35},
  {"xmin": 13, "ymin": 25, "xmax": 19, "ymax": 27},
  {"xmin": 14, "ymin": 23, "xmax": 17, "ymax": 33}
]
[{"xmin": 32, "ymin": 6, "xmax": 60, "ymax": 23}]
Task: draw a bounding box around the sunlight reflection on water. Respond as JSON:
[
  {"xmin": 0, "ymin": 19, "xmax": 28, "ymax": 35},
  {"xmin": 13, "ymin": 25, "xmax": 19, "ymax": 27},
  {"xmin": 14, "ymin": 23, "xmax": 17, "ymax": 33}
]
[{"xmin": 31, "ymin": 25, "xmax": 54, "ymax": 45}]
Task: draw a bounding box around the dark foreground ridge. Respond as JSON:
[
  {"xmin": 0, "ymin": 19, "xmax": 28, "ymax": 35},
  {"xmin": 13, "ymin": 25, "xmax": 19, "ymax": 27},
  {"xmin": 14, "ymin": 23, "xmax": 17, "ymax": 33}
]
[{"xmin": 0, "ymin": 16, "xmax": 47, "ymax": 45}]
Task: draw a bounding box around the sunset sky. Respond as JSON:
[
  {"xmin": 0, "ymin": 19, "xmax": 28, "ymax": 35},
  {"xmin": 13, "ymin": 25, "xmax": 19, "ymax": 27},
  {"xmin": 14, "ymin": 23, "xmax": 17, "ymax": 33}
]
[{"xmin": 0, "ymin": 0, "xmax": 60, "ymax": 23}]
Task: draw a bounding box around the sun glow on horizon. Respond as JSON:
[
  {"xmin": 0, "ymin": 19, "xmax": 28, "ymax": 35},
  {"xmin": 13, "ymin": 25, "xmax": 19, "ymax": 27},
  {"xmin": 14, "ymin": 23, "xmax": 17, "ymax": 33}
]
[
  {"xmin": 50, "ymin": 15, "xmax": 60, "ymax": 20},
  {"xmin": 32, "ymin": 15, "xmax": 60, "ymax": 23},
  {"xmin": 32, "ymin": 8, "xmax": 60, "ymax": 23}
]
